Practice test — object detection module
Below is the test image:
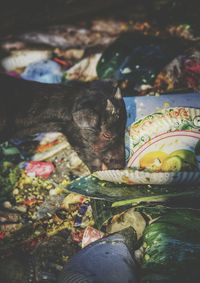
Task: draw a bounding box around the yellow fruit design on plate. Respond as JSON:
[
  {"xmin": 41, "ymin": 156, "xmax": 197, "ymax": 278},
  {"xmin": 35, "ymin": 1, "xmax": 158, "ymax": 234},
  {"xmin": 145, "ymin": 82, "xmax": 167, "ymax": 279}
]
[
  {"xmin": 161, "ymin": 149, "xmax": 198, "ymax": 172},
  {"xmin": 140, "ymin": 151, "xmax": 168, "ymax": 171},
  {"xmin": 169, "ymin": 149, "xmax": 197, "ymax": 165},
  {"xmin": 161, "ymin": 156, "xmax": 183, "ymax": 172}
]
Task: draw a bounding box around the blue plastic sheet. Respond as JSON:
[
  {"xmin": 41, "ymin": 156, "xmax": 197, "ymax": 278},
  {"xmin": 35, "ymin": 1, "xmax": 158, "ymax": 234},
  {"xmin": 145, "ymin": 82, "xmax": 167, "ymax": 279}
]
[{"xmin": 124, "ymin": 93, "xmax": 200, "ymax": 127}]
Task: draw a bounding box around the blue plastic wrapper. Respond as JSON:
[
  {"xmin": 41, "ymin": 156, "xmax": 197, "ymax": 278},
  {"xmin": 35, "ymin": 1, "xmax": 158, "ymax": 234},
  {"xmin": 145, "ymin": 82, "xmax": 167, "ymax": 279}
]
[{"xmin": 21, "ymin": 60, "xmax": 62, "ymax": 84}]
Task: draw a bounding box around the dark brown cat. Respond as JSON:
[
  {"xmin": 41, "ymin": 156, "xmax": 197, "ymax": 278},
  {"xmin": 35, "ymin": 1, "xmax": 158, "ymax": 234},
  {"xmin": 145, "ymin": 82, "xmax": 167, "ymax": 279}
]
[{"xmin": 0, "ymin": 74, "xmax": 126, "ymax": 171}]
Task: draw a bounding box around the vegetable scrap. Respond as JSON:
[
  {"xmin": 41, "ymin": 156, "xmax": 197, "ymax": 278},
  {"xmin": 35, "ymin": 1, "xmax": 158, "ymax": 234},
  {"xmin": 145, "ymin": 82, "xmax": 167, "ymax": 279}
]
[{"xmin": 141, "ymin": 208, "xmax": 200, "ymax": 283}]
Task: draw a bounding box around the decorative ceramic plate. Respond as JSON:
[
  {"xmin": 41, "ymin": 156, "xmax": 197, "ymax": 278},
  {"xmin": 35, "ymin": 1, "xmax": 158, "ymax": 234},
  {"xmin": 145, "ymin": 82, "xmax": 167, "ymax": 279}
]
[
  {"xmin": 95, "ymin": 107, "xmax": 200, "ymax": 185},
  {"xmin": 126, "ymin": 107, "xmax": 200, "ymax": 172},
  {"xmin": 93, "ymin": 169, "xmax": 200, "ymax": 185}
]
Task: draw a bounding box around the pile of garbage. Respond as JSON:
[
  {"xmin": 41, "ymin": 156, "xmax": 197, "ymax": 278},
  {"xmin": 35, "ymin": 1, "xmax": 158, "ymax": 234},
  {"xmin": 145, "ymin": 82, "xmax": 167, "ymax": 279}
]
[
  {"xmin": 1, "ymin": 20, "xmax": 199, "ymax": 94},
  {"xmin": 0, "ymin": 19, "xmax": 200, "ymax": 283}
]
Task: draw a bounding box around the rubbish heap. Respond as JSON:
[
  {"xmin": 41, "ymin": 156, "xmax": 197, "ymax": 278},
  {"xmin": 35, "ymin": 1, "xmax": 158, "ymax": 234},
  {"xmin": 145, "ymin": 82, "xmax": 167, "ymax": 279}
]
[{"xmin": 0, "ymin": 19, "xmax": 200, "ymax": 283}]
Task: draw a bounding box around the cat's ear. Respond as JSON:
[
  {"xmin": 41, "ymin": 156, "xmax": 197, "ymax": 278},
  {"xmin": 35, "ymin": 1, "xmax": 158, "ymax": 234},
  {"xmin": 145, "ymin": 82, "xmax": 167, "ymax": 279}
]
[
  {"xmin": 114, "ymin": 87, "xmax": 122, "ymax": 99},
  {"xmin": 72, "ymin": 109, "xmax": 98, "ymax": 128},
  {"xmin": 106, "ymin": 99, "xmax": 116, "ymax": 115}
]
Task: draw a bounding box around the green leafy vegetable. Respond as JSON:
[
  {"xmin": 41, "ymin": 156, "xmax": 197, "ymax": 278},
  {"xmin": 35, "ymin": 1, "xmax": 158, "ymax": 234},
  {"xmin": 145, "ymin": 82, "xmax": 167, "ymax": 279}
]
[
  {"xmin": 68, "ymin": 175, "xmax": 200, "ymax": 208},
  {"xmin": 141, "ymin": 209, "xmax": 200, "ymax": 283}
]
